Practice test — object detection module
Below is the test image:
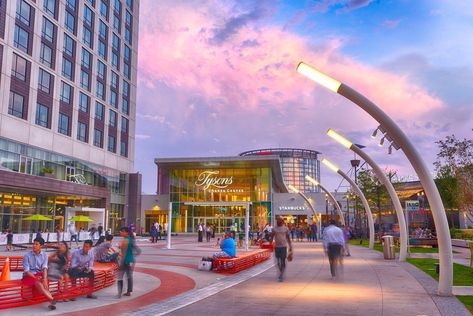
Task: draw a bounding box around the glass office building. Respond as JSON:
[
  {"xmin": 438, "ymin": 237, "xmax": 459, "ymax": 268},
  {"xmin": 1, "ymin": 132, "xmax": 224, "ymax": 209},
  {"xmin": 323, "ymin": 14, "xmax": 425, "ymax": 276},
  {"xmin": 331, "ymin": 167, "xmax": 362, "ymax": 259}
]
[
  {"xmin": 0, "ymin": 0, "xmax": 140, "ymax": 233},
  {"xmin": 240, "ymin": 148, "xmax": 321, "ymax": 193}
]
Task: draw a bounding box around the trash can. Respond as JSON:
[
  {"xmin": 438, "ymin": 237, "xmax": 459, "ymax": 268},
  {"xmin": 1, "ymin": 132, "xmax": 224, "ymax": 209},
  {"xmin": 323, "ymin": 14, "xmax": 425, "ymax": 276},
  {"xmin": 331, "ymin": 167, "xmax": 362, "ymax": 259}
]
[{"xmin": 382, "ymin": 235, "xmax": 395, "ymax": 260}]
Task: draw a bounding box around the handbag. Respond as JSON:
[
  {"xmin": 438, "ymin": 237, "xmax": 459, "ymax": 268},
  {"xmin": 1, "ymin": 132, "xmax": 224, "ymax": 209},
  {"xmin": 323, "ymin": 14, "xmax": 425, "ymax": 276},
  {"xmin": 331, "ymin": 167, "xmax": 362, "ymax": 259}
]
[
  {"xmin": 287, "ymin": 249, "xmax": 293, "ymax": 262},
  {"xmin": 198, "ymin": 257, "xmax": 213, "ymax": 271}
]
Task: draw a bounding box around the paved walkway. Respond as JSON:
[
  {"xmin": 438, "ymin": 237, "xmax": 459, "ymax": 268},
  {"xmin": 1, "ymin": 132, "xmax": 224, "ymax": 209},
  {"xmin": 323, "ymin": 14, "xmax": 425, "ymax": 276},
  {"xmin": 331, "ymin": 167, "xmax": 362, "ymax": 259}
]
[{"xmin": 0, "ymin": 237, "xmax": 471, "ymax": 315}]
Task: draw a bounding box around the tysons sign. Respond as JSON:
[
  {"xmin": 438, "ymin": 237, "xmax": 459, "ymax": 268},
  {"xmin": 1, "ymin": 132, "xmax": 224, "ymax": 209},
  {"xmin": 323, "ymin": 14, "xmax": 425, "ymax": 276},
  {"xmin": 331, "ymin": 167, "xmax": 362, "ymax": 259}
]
[{"xmin": 195, "ymin": 171, "xmax": 233, "ymax": 190}]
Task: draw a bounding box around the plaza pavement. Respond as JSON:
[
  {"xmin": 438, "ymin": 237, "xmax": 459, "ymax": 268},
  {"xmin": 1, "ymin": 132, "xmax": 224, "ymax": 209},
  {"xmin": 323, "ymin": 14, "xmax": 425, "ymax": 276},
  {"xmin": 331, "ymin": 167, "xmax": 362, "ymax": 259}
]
[{"xmin": 0, "ymin": 235, "xmax": 471, "ymax": 315}]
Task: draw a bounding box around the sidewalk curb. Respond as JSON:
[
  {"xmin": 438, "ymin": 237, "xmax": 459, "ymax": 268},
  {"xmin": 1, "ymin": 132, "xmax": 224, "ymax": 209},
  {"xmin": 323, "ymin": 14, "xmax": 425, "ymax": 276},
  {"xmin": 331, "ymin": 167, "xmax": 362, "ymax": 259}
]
[{"xmin": 399, "ymin": 261, "xmax": 471, "ymax": 316}]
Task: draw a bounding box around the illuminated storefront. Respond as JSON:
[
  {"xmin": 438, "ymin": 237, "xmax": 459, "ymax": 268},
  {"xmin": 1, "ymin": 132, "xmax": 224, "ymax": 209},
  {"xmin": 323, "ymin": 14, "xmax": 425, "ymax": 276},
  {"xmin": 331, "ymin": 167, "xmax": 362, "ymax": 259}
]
[{"xmin": 150, "ymin": 156, "xmax": 288, "ymax": 233}]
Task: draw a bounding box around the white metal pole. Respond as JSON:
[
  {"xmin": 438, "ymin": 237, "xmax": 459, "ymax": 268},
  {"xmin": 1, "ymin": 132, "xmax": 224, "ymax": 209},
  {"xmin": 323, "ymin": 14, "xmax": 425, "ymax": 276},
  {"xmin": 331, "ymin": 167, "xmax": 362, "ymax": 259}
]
[
  {"xmin": 245, "ymin": 203, "xmax": 250, "ymax": 251},
  {"xmin": 167, "ymin": 202, "xmax": 172, "ymax": 249},
  {"xmin": 338, "ymin": 84, "xmax": 452, "ymax": 295},
  {"xmin": 317, "ymin": 184, "xmax": 345, "ymax": 226},
  {"xmin": 351, "ymin": 145, "xmax": 408, "ymax": 261},
  {"xmin": 338, "ymin": 169, "xmax": 375, "ymax": 249}
]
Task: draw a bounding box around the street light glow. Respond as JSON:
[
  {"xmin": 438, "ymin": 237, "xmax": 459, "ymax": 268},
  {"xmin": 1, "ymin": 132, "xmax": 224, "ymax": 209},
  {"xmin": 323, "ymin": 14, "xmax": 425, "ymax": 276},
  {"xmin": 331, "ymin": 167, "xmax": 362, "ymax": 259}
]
[
  {"xmin": 296, "ymin": 62, "xmax": 341, "ymax": 93},
  {"xmin": 305, "ymin": 175, "xmax": 320, "ymax": 186},
  {"xmin": 322, "ymin": 158, "xmax": 340, "ymax": 173},
  {"xmin": 288, "ymin": 184, "xmax": 300, "ymax": 194},
  {"xmin": 326, "ymin": 129, "xmax": 353, "ymax": 149}
]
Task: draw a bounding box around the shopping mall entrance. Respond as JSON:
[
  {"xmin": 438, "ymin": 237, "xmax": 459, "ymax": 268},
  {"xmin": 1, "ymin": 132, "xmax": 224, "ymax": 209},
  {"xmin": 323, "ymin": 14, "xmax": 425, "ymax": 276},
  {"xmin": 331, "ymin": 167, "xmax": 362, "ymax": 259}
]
[{"xmin": 185, "ymin": 202, "xmax": 251, "ymax": 234}]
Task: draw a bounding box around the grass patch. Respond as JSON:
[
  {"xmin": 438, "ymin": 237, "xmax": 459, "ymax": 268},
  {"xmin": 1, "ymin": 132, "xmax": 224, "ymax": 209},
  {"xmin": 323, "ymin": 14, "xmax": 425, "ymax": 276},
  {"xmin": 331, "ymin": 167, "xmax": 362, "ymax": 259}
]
[
  {"xmin": 348, "ymin": 239, "xmax": 460, "ymax": 254},
  {"xmin": 456, "ymin": 296, "xmax": 473, "ymax": 313},
  {"xmin": 406, "ymin": 258, "xmax": 473, "ymax": 286}
]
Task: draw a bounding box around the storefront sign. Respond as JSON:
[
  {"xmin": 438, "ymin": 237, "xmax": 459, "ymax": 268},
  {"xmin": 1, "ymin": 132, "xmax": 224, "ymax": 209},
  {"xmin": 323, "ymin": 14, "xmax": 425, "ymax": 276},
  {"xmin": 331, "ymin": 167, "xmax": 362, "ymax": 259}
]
[
  {"xmin": 278, "ymin": 206, "xmax": 307, "ymax": 211},
  {"xmin": 195, "ymin": 171, "xmax": 243, "ymax": 192}
]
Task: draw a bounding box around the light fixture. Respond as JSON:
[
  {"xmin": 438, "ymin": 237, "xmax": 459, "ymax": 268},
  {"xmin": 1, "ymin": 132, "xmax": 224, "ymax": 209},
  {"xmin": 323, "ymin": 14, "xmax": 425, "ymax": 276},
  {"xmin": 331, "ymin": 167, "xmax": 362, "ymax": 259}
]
[
  {"xmin": 305, "ymin": 175, "xmax": 320, "ymax": 186},
  {"xmin": 326, "ymin": 129, "xmax": 353, "ymax": 149},
  {"xmin": 371, "ymin": 127, "xmax": 378, "ymax": 139},
  {"xmin": 288, "ymin": 184, "xmax": 299, "ymax": 194},
  {"xmin": 321, "ymin": 158, "xmax": 340, "ymax": 173},
  {"xmin": 378, "ymin": 136, "xmax": 386, "ymax": 147},
  {"xmin": 296, "ymin": 62, "xmax": 341, "ymax": 93}
]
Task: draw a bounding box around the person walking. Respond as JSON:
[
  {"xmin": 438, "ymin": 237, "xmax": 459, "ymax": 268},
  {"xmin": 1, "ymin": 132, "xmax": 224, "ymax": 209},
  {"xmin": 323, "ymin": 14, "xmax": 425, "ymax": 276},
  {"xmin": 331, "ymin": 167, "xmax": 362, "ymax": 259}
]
[
  {"xmin": 342, "ymin": 224, "xmax": 351, "ymax": 256},
  {"xmin": 323, "ymin": 219, "xmax": 345, "ymax": 279},
  {"xmin": 68, "ymin": 221, "xmax": 78, "ymax": 248},
  {"xmin": 270, "ymin": 216, "xmax": 293, "ymax": 282},
  {"xmin": 197, "ymin": 223, "xmax": 203, "ymax": 242},
  {"xmin": 117, "ymin": 227, "xmax": 135, "ymax": 298},
  {"xmin": 311, "ymin": 223, "xmax": 318, "ymax": 242}
]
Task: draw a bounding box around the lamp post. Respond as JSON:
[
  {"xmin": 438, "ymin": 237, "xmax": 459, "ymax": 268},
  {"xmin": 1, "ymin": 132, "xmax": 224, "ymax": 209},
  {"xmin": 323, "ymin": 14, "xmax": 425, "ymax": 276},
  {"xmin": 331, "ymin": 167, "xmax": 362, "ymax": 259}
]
[
  {"xmin": 288, "ymin": 184, "xmax": 317, "ymax": 219},
  {"xmin": 322, "ymin": 158, "xmax": 375, "ymax": 249},
  {"xmin": 305, "ymin": 175, "xmax": 345, "ymax": 226},
  {"xmin": 297, "ymin": 62, "xmax": 452, "ymax": 295},
  {"xmin": 326, "ymin": 129, "xmax": 408, "ymax": 261}
]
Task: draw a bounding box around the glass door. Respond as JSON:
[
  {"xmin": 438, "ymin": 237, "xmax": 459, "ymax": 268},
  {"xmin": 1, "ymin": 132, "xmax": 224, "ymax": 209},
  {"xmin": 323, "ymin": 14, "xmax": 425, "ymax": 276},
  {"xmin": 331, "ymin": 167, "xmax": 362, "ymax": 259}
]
[{"xmin": 19, "ymin": 156, "xmax": 33, "ymax": 174}]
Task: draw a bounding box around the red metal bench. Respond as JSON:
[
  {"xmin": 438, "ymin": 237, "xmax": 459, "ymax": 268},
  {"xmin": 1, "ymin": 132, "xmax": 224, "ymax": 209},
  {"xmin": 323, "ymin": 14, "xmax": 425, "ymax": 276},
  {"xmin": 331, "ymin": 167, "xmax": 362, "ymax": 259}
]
[
  {"xmin": 0, "ymin": 256, "xmax": 118, "ymax": 310},
  {"xmin": 213, "ymin": 249, "xmax": 272, "ymax": 274}
]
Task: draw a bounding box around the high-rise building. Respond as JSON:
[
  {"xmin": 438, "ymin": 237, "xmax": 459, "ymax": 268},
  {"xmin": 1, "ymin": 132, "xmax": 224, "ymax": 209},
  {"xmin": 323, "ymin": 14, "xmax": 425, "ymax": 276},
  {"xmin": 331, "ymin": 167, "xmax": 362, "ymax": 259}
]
[
  {"xmin": 0, "ymin": 0, "xmax": 140, "ymax": 233},
  {"xmin": 240, "ymin": 148, "xmax": 321, "ymax": 193}
]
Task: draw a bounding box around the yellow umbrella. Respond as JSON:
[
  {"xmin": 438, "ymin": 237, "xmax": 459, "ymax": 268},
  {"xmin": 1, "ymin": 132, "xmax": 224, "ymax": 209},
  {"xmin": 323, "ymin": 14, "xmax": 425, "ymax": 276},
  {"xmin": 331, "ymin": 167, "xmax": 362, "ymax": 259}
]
[
  {"xmin": 23, "ymin": 214, "xmax": 53, "ymax": 221},
  {"xmin": 69, "ymin": 215, "xmax": 93, "ymax": 222}
]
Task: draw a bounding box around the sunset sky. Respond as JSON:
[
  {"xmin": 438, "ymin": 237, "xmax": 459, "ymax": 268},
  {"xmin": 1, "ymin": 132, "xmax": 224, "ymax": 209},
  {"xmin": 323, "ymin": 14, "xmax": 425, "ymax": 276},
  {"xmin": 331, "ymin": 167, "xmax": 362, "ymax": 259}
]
[{"xmin": 135, "ymin": 0, "xmax": 473, "ymax": 193}]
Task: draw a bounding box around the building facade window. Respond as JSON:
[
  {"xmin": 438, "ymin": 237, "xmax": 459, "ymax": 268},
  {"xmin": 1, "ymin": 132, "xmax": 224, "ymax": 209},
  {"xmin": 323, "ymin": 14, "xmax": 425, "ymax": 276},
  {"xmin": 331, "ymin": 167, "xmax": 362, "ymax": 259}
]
[
  {"xmin": 42, "ymin": 17, "xmax": 55, "ymax": 42},
  {"xmin": 122, "ymin": 99, "xmax": 128, "ymax": 114},
  {"xmin": 80, "ymin": 70, "xmax": 90, "ymax": 90},
  {"xmin": 58, "ymin": 113, "xmax": 70, "ymax": 135},
  {"xmin": 79, "ymin": 92, "xmax": 89, "ymax": 112},
  {"xmin": 124, "ymin": 45, "xmax": 131, "ymax": 61},
  {"xmin": 108, "ymin": 135, "xmax": 116, "ymax": 152},
  {"xmin": 62, "ymin": 57, "xmax": 73, "ymax": 80},
  {"xmin": 111, "ymin": 71, "xmax": 118, "ymax": 89},
  {"xmin": 100, "ymin": 1, "xmax": 108, "ymax": 19},
  {"xmin": 16, "ymin": 0, "xmax": 31, "ymax": 26},
  {"xmin": 110, "ymin": 90, "xmax": 117, "ymax": 107},
  {"xmin": 96, "ymin": 81, "xmax": 105, "ymax": 100},
  {"xmin": 123, "ymin": 80, "xmax": 129, "ymax": 97},
  {"xmin": 93, "ymin": 129, "xmax": 103, "ymax": 147},
  {"xmin": 111, "ymin": 52, "xmax": 118, "ymax": 69},
  {"xmin": 95, "ymin": 102, "xmax": 104, "ymax": 120},
  {"xmin": 40, "ymin": 43, "xmax": 53, "ymax": 68},
  {"xmin": 123, "ymin": 63, "xmax": 130, "ymax": 80},
  {"xmin": 97, "ymin": 60, "xmax": 106, "ymax": 80},
  {"xmin": 35, "ymin": 103, "xmax": 49, "ymax": 128},
  {"xmin": 60, "ymin": 81, "xmax": 72, "ymax": 103},
  {"xmin": 120, "ymin": 141, "xmax": 127, "ymax": 157},
  {"xmin": 113, "ymin": 14, "xmax": 120, "ymax": 32},
  {"xmin": 121, "ymin": 116, "xmax": 128, "ymax": 133},
  {"xmin": 65, "ymin": 11, "xmax": 75, "ymax": 33},
  {"xmin": 77, "ymin": 122, "xmax": 88, "ymax": 142},
  {"xmin": 66, "ymin": 0, "xmax": 77, "ymax": 11},
  {"xmin": 14, "ymin": 25, "xmax": 29, "ymax": 53},
  {"xmin": 98, "ymin": 40, "xmax": 107, "ymax": 59},
  {"xmin": 125, "ymin": 10, "xmax": 132, "ymax": 26},
  {"xmin": 83, "ymin": 5, "xmax": 93, "ymax": 26},
  {"xmin": 63, "ymin": 33, "xmax": 74, "ymax": 56},
  {"xmin": 8, "ymin": 91, "xmax": 25, "ymax": 119},
  {"xmin": 82, "ymin": 27, "xmax": 92, "ymax": 48},
  {"xmin": 109, "ymin": 109, "xmax": 117, "ymax": 127},
  {"xmin": 11, "ymin": 53, "xmax": 27, "ymax": 81},
  {"xmin": 112, "ymin": 33, "xmax": 119, "ymax": 50},
  {"xmin": 81, "ymin": 48, "xmax": 91, "ymax": 68},
  {"xmin": 38, "ymin": 68, "xmax": 52, "ymax": 94},
  {"xmin": 44, "ymin": 0, "xmax": 57, "ymax": 18}
]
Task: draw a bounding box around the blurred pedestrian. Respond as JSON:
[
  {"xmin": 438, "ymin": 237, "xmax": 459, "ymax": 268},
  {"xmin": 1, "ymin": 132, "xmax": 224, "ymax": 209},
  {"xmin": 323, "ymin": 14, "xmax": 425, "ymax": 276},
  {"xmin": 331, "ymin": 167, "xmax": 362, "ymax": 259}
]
[
  {"xmin": 117, "ymin": 227, "xmax": 135, "ymax": 298},
  {"xmin": 323, "ymin": 220, "xmax": 345, "ymax": 279},
  {"xmin": 270, "ymin": 216, "xmax": 292, "ymax": 282}
]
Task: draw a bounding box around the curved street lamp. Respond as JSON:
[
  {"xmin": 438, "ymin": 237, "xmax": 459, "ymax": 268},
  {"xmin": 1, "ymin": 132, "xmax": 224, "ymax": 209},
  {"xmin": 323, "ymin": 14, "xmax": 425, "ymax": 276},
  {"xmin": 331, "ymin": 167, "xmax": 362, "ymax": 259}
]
[
  {"xmin": 288, "ymin": 184, "xmax": 317, "ymax": 218},
  {"xmin": 297, "ymin": 62, "xmax": 453, "ymax": 295},
  {"xmin": 304, "ymin": 175, "xmax": 345, "ymax": 226},
  {"xmin": 322, "ymin": 158, "xmax": 375, "ymax": 249},
  {"xmin": 326, "ymin": 129, "xmax": 408, "ymax": 261}
]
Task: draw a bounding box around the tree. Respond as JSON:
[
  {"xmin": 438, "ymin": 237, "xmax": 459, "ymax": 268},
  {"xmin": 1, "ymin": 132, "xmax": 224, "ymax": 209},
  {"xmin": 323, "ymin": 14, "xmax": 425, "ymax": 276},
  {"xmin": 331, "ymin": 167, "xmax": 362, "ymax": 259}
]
[{"xmin": 434, "ymin": 135, "xmax": 473, "ymax": 223}]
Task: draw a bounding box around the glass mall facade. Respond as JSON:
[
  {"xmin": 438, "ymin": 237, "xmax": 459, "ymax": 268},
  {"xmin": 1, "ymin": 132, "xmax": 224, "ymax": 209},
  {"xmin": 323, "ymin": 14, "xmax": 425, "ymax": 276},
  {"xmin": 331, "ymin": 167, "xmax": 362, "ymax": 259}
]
[{"xmin": 154, "ymin": 156, "xmax": 288, "ymax": 233}]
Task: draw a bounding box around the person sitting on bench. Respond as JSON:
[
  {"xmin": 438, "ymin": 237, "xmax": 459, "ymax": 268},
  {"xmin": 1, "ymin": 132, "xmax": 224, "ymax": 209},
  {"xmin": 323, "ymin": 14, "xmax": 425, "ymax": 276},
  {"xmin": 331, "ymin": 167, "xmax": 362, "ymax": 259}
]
[{"xmin": 213, "ymin": 232, "xmax": 236, "ymax": 259}]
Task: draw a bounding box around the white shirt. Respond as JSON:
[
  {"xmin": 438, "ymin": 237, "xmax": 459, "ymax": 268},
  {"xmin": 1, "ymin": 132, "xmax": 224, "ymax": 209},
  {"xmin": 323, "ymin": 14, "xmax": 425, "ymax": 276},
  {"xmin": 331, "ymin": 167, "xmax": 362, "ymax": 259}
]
[{"xmin": 323, "ymin": 225, "xmax": 345, "ymax": 248}]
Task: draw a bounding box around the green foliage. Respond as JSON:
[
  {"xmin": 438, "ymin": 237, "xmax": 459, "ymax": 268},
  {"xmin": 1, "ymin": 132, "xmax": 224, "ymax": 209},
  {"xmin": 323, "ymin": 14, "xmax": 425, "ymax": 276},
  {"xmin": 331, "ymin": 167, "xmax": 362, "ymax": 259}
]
[
  {"xmin": 450, "ymin": 228, "xmax": 473, "ymax": 240},
  {"xmin": 41, "ymin": 166, "xmax": 54, "ymax": 174},
  {"xmin": 456, "ymin": 296, "xmax": 473, "ymax": 313},
  {"xmin": 435, "ymin": 135, "xmax": 473, "ymax": 224}
]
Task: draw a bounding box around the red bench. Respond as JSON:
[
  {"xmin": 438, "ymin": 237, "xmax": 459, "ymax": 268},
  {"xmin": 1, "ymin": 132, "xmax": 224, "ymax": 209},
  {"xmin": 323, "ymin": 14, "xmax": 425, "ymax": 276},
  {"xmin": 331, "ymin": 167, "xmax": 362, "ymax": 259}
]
[
  {"xmin": 213, "ymin": 249, "xmax": 272, "ymax": 274},
  {"xmin": 0, "ymin": 256, "xmax": 118, "ymax": 310}
]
